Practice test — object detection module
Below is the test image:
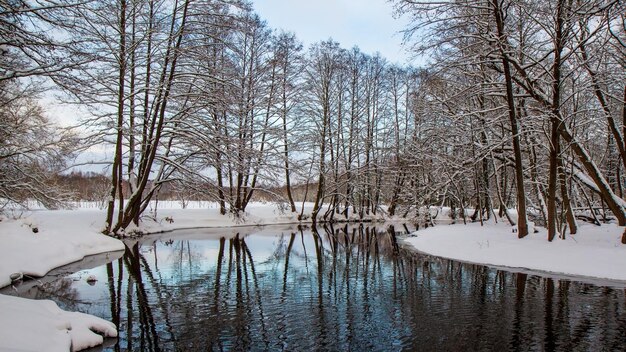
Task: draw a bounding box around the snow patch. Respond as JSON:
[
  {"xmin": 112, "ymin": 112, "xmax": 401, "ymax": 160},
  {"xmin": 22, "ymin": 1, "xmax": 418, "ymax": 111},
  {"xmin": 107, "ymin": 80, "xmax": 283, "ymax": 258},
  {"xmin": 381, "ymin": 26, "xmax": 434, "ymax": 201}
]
[
  {"xmin": 403, "ymin": 221, "xmax": 626, "ymax": 282},
  {"xmin": 0, "ymin": 209, "xmax": 125, "ymax": 288},
  {"xmin": 0, "ymin": 294, "xmax": 117, "ymax": 352},
  {"xmin": 0, "ymin": 209, "xmax": 124, "ymax": 351}
]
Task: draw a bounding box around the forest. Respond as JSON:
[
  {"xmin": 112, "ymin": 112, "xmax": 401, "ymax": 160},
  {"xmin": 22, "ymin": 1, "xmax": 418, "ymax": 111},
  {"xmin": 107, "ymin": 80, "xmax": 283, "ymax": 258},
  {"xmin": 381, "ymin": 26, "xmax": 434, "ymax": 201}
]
[{"xmin": 1, "ymin": 0, "xmax": 625, "ymax": 242}]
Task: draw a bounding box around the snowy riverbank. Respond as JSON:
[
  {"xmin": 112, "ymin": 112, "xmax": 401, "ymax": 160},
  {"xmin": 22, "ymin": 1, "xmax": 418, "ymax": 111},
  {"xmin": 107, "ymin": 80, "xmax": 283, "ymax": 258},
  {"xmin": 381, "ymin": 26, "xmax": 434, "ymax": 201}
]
[
  {"xmin": 0, "ymin": 209, "xmax": 125, "ymax": 288},
  {"xmin": 0, "ymin": 295, "xmax": 118, "ymax": 352},
  {"xmin": 403, "ymin": 221, "xmax": 626, "ymax": 282},
  {"xmin": 122, "ymin": 201, "xmax": 389, "ymax": 234},
  {"xmin": 0, "ymin": 208, "xmax": 125, "ymax": 351}
]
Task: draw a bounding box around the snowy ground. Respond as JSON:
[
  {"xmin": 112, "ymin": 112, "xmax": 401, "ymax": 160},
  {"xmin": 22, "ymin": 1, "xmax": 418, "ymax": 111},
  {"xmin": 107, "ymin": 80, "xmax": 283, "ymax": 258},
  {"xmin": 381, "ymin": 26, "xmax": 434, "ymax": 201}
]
[
  {"xmin": 0, "ymin": 209, "xmax": 125, "ymax": 288},
  {"xmin": 0, "ymin": 208, "xmax": 125, "ymax": 351},
  {"xmin": 0, "ymin": 294, "xmax": 118, "ymax": 352},
  {"xmin": 2, "ymin": 202, "xmax": 626, "ymax": 351},
  {"xmin": 403, "ymin": 220, "xmax": 626, "ymax": 282},
  {"xmin": 124, "ymin": 200, "xmax": 389, "ymax": 234}
]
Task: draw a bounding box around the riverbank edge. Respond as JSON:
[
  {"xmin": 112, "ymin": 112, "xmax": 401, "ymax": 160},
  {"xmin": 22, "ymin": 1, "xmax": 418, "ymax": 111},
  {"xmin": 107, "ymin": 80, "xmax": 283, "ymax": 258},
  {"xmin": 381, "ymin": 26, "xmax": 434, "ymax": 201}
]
[
  {"xmin": 400, "ymin": 238, "xmax": 626, "ymax": 288},
  {"xmin": 401, "ymin": 221, "xmax": 626, "ymax": 284}
]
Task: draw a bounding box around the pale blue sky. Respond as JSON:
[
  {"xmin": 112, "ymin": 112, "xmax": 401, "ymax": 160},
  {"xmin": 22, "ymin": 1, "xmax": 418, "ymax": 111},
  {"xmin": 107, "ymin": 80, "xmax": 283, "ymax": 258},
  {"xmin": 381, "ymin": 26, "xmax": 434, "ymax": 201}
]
[{"xmin": 252, "ymin": 0, "xmax": 413, "ymax": 64}]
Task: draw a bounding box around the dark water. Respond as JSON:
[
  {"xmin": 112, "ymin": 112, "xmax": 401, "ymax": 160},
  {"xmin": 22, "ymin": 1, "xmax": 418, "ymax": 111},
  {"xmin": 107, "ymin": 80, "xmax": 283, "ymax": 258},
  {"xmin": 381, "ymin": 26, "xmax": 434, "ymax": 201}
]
[{"xmin": 5, "ymin": 223, "xmax": 626, "ymax": 351}]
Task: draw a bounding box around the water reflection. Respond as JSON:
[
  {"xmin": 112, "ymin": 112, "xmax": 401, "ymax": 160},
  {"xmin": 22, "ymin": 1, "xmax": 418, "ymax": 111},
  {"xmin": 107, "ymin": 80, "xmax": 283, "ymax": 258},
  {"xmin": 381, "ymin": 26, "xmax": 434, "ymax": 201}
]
[{"xmin": 6, "ymin": 224, "xmax": 626, "ymax": 351}]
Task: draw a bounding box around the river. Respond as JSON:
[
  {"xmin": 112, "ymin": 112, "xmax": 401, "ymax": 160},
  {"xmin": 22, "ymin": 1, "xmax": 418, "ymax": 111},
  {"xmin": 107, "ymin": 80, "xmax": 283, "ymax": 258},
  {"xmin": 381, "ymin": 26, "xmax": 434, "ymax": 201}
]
[{"xmin": 4, "ymin": 223, "xmax": 626, "ymax": 351}]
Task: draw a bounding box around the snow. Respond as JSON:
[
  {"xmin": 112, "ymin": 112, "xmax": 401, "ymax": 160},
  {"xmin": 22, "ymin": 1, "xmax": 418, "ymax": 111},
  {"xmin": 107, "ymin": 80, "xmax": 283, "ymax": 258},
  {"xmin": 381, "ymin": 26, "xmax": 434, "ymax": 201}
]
[
  {"xmin": 0, "ymin": 209, "xmax": 125, "ymax": 288},
  {"xmin": 126, "ymin": 201, "xmax": 390, "ymax": 234},
  {"xmin": 403, "ymin": 220, "xmax": 626, "ymax": 282},
  {"xmin": 0, "ymin": 294, "xmax": 117, "ymax": 352},
  {"xmin": 0, "ymin": 208, "xmax": 124, "ymax": 351}
]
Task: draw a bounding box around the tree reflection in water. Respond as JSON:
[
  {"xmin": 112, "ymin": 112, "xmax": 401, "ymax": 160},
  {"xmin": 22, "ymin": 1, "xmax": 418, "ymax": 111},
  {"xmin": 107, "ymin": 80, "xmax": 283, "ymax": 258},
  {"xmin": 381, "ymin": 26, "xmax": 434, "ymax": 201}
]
[{"xmin": 8, "ymin": 224, "xmax": 626, "ymax": 351}]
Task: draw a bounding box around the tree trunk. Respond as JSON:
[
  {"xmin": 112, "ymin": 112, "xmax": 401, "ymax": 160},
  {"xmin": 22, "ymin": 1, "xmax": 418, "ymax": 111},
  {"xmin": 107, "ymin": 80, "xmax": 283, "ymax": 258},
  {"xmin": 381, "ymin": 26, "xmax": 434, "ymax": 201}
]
[
  {"xmin": 491, "ymin": 0, "xmax": 529, "ymax": 238},
  {"xmin": 104, "ymin": 0, "xmax": 127, "ymax": 235}
]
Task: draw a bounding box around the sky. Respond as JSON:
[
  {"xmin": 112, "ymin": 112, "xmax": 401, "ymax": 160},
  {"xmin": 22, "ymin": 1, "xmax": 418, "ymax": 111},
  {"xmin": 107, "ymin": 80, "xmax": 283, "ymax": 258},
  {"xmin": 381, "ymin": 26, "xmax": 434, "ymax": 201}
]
[{"xmin": 252, "ymin": 0, "xmax": 414, "ymax": 65}]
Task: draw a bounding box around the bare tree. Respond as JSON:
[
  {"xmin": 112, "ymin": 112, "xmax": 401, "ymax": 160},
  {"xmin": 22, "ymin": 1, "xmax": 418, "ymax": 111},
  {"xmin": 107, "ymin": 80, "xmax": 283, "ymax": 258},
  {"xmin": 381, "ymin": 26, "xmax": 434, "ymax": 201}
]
[
  {"xmin": 274, "ymin": 31, "xmax": 303, "ymax": 213},
  {"xmin": 303, "ymin": 40, "xmax": 342, "ymax": 222},
  {"xmin": 0, "ymin": 0, "xmax": 89, "ymax": 82},
  {"xmin": 0, "ymin": 81, "xmax": 76, "ymax": 209},
  {"xmin": 394, "ymin": 0, "xmax": 625, "ymax": 242}
]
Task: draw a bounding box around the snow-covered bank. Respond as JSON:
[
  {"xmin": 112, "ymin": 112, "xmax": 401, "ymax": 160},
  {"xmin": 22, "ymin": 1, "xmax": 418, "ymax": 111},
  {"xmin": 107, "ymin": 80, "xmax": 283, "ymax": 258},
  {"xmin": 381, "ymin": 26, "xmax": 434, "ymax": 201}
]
[
  {"xmin": 126, "ymin": 201, "xmax": 390, "ymax": 234},
  {"xmin": 0, "ymin": 294, "xmax": 118, "ymax": 352},
  {"xmin": 403, "ymin": 221, "xmax": 626, "ymax": 282},
  {"xmin": 0, "ymin": 209, "xmax": 125, "ymax": 288},
  {"xmin": 0, "ymin": 209, "xmax": 125, "ymax": 351}
]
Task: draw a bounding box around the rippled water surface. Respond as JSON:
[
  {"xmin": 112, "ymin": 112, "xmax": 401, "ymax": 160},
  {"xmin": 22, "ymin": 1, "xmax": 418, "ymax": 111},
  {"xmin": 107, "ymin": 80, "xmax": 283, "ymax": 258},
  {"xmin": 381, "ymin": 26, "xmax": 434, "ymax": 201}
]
[{"xmin": 6, "ymin": 224, "xmax": 626, "ymax": 351}]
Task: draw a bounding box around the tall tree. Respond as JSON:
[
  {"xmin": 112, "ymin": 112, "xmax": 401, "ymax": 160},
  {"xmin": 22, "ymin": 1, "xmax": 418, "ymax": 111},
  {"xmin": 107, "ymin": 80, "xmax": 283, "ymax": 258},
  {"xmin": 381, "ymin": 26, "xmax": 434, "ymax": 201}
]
[
  {"xmin": 304, "ymin": 40, "xmax": 342, "ymax": 222},
  {"xmin": 273, "ymin": 31, "xmax": 303, "ymax": 213}
]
